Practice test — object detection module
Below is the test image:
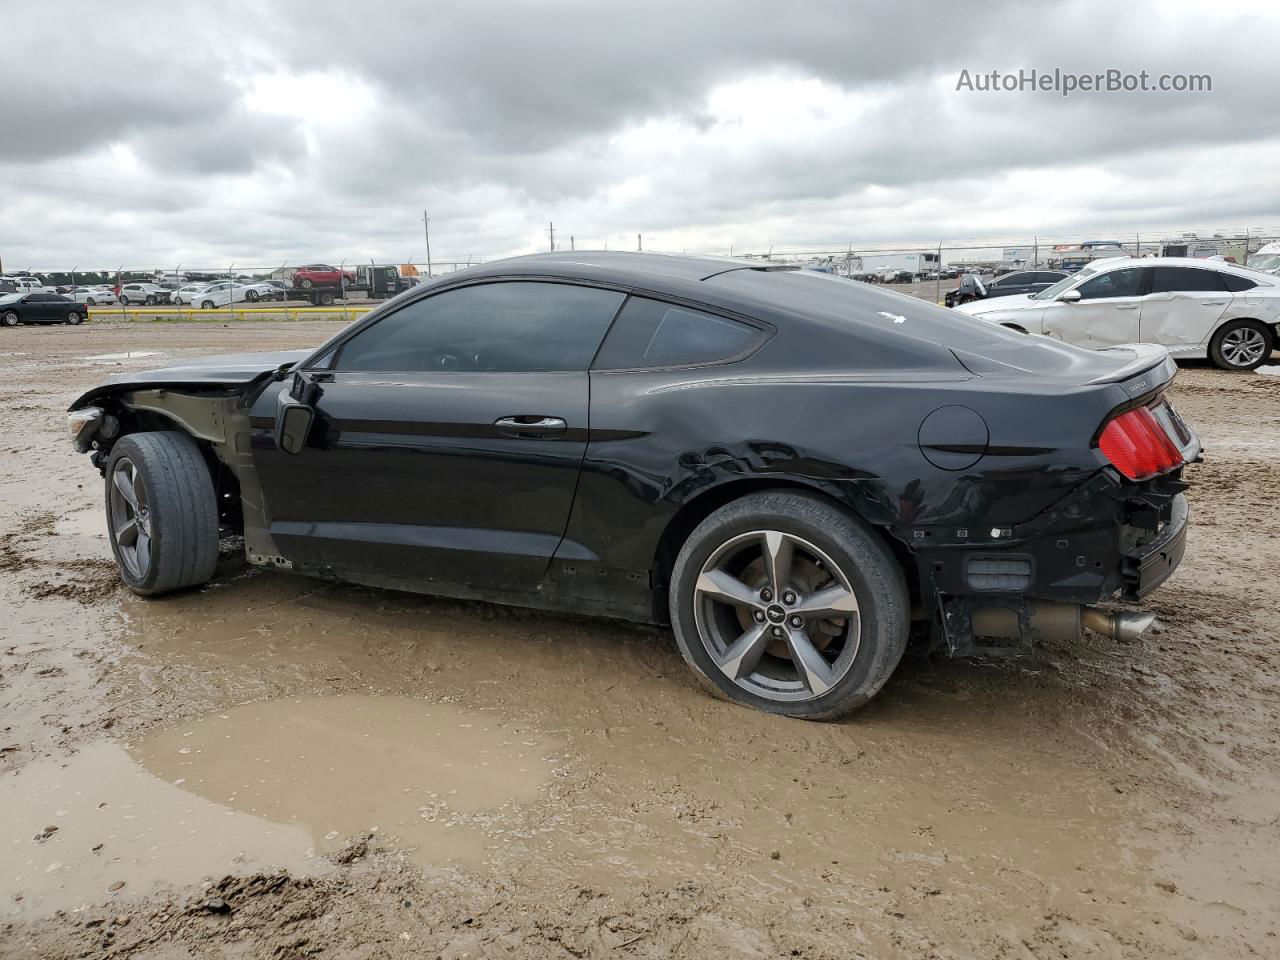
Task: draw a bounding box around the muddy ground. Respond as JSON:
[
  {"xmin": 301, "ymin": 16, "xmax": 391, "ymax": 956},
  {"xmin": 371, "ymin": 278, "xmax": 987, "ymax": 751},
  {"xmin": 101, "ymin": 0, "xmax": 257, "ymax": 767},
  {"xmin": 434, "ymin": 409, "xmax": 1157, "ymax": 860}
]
[{"xmin": 1, "ymin": 320, "xmax": 1277, "ymax": 959}]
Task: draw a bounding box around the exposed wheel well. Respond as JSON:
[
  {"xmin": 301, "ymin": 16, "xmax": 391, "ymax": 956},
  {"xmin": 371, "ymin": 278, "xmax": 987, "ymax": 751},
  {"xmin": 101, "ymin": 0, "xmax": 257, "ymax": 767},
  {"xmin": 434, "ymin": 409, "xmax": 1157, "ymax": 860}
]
[
  {"xmin": 96, "ymin": 410, "xmax": 243, "ymax": 535},
  {"xmin": 648, "ymin": 478, "xmax": 915, "ymax": 623}
]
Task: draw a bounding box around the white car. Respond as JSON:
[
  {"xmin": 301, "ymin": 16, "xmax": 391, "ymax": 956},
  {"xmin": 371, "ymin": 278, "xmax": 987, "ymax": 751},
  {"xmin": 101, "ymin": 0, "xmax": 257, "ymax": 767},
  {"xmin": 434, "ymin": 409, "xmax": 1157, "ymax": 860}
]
[
  {"xmin": 1246, "ymin": 242, "xmax": 1280, "ymax": 277},
  {"xmin": 236, "ymin": 281, "xmax": 279, "ymax": 302},
  {"xmin": 190, "ymin": 280, "xmax": 278, "ymax": 308},
  {"xmin": 954, "ymin": 257, "xmax": 1280, "ymax": 371},
  {"xmin": 171, "ymin": 284, "xmax": 211, "ymax": 305},
  {"xmin": 68, "ymin": 286, "xmax": 119, "ymax": 306},
  {"xmin": 118, "ymin": 282, "xmax": 171, "ymax": 305}
]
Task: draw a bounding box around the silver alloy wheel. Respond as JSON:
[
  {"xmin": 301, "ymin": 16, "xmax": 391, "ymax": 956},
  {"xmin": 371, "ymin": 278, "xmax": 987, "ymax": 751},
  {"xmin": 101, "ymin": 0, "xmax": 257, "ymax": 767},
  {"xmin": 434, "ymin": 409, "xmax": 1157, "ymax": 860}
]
[
  {"xmin": 109, "ymin": 457, "xmax": 152, "ymax": 579},
  {"xmin": 693, "ymin": 530, "xmax": 861, "ymax": 702},
  {"xmin": 1220, "ymin": 326, "xmax": 1267, "ymax": 367},
  {"xmin": 2, "ymin": 311, "xmax": 17, "ymax": 326}
]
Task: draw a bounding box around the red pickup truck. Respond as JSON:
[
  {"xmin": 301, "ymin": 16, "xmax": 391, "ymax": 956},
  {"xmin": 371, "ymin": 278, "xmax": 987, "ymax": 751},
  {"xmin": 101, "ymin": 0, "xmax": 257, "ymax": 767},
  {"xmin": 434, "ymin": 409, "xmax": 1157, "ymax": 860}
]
[{"xmin": 290, "ymin": 264, "xmax": 357, "ymax": 289}]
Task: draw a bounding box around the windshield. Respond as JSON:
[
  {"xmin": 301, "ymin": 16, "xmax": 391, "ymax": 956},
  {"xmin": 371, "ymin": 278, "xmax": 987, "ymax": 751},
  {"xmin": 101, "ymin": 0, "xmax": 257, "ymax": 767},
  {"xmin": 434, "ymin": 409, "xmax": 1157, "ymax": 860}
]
[
  {"xmin": 1033, "ymin": 268, "xmax": 1093, "ymax": 300},
  {"xmin": 1246, "ymin": 254, "xmax": 1280, "ymax": 273}
]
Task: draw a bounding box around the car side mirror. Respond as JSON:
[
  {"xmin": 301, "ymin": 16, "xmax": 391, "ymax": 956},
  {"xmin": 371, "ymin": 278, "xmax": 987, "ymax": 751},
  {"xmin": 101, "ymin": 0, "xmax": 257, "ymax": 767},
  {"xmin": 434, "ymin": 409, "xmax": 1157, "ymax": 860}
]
[
  {"xmin": 275, "ymin": 400, "xmax": 314, "ymax": 455},
  {"xmin": 1058, "ymin": 289, "xmax": 1082, "ymax": 303}
]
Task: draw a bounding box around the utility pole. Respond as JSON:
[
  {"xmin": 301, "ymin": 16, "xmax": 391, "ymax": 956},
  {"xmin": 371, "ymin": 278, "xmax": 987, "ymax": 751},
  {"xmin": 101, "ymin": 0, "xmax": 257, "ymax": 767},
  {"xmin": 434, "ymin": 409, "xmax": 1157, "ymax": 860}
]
[
  {"xmin": 548, "ymin": 222, "xmax": 555, "ymax": 251},
  {"xmin": 637, "ymin": 234, "xmax": 642, "ymax": 252},
  {"xmin": 570, "ymin": 235, "xmax": 575, "ymax": 251},
  {"xmin": 422, "ymin": 211, "xmax": 433, "ymax": 278}
]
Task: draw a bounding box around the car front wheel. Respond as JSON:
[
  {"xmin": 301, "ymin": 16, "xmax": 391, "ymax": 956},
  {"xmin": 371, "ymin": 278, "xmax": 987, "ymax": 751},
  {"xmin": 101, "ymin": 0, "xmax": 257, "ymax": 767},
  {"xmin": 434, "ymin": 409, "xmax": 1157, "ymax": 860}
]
[
  {"xmin": 200, "ymin": 300, "xmax": 215, "ymax": 309},
  {"xmin": 1210, "ymin": 319, "xmax": 1273, "ymax": 371},
  {"xmin": 669, "ymin": 491, "xmax": 909, "ymax": 720},
  {"xmin": 105, "ymin": 431, "xmax": 218, "ymax": 596}
]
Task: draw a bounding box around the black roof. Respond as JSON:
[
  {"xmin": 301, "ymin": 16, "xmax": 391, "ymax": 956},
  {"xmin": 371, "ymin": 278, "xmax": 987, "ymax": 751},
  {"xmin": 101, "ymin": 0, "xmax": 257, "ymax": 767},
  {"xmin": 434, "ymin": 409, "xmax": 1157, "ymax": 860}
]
[{"xmin": 470, "ymin": 250, "xmax": 788, "ymax": 284}]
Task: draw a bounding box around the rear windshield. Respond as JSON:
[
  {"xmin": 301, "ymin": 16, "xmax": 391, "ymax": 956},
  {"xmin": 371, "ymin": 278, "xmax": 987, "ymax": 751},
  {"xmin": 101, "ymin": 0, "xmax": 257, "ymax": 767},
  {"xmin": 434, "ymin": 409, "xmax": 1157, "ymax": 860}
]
[{"xmin": 707, "ymin": 268, "xmax": 1033, "ymax": 351}]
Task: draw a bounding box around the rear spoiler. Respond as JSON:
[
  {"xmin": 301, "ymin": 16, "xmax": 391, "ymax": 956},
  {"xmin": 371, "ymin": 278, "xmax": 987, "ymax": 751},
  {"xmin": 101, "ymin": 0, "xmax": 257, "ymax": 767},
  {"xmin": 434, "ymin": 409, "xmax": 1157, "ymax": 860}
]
[{"xmin": 1085, "ymin": 343, "xmax": 1176, "ymax": 389}]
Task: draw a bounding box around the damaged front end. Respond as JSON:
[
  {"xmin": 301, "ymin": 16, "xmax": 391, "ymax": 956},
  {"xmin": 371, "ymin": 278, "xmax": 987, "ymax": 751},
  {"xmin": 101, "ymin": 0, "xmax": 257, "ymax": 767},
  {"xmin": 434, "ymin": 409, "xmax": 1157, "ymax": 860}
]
[{"xmin": 66, "ymin": 351, "xmax": 307, "ymax": 571}]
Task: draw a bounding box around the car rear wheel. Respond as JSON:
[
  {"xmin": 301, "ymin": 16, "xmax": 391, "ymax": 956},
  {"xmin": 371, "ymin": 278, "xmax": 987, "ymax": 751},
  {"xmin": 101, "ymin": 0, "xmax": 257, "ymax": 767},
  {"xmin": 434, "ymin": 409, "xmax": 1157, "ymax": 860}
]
[
  {"xmin": 2, "ymin": 310, "xmax": 18, "ymax": 327},
  {"xmin": 669, "ymin": 491, "xmax": 909, "ymax": 720},
  {"xmin": 1210, "ymin": 319, "xmax": 1272, "ymax": 371},
  {"xmin": 66, "ymin": 311, "xmax": 83, "ymax": 325},
  {"xmin": 105, "ymin": 431, "xmax": 218, "ymax": 596}
]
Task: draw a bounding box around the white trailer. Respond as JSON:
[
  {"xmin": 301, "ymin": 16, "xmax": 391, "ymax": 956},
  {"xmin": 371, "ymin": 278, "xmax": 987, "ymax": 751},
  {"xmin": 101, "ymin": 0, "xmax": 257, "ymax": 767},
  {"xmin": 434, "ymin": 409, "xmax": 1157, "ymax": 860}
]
[{"xmin": 865, "ymin": 252, "xmax": 940, "ymax": 282}]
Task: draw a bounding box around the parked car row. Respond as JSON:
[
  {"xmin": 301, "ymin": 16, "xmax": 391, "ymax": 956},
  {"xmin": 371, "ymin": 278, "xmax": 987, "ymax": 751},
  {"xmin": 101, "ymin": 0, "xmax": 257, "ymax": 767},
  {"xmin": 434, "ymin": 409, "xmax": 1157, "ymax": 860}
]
[{"xmin": 954, "ymin": 256, "xmax": 1279, "ymax": 370}]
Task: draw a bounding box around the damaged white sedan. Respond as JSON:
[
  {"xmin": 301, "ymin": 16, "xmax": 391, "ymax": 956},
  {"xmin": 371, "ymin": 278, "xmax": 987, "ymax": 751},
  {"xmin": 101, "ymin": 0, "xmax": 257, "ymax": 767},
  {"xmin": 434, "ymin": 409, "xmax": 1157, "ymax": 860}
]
[{"xmin": 954, "ymin": 257, "xmax": 1279, "ymax": 370}]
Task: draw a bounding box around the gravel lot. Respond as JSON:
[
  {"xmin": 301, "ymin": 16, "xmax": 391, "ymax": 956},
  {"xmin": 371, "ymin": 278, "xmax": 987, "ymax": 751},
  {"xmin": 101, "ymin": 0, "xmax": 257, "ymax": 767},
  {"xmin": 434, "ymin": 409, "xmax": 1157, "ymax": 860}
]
[{"xmin": 1, "ymin": 320, "xmax": 1278, "ymax": 959}]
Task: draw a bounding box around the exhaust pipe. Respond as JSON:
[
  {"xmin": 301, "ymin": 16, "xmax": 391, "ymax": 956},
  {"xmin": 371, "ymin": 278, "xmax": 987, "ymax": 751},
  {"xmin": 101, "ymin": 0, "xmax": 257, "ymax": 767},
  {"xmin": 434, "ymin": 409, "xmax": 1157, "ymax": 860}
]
[
  {"xmin": 1081, "ymin": 608, "xmax": 1157, "ymax": 643},
  {"xmin": 972, "ymin": 603, "xmax": 1157, "ymax": 645}
]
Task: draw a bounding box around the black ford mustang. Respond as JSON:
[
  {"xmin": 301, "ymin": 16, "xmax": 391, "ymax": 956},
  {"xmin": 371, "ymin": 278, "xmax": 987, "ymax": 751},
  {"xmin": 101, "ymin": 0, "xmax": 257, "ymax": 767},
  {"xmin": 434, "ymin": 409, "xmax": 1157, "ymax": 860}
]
[{"xmin": 67, "ymin": 252, "xmax": 1198, "ymax": 719}]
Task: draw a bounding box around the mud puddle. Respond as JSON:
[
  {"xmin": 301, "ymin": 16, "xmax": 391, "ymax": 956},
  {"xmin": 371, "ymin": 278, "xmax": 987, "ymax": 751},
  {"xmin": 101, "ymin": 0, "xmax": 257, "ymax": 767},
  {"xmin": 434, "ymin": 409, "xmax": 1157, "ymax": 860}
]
[
  {"xmin": 1, "ymin": 741, "xmax": 321, "ymax": 919},
  {"xmin": 2, "ymin": 695, "xmax": 560, "ymax": 918},
  {"xmin": 136, "ymin": 694, "xmax": 561, "ymax": 866}
]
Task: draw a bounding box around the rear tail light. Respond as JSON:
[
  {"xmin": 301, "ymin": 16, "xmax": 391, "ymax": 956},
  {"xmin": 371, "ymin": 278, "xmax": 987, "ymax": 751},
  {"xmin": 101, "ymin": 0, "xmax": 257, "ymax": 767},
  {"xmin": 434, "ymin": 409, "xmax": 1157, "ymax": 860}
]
[{"xmin": 1098, "ymin": 405, "xmax": 1184, "ymax": 480}]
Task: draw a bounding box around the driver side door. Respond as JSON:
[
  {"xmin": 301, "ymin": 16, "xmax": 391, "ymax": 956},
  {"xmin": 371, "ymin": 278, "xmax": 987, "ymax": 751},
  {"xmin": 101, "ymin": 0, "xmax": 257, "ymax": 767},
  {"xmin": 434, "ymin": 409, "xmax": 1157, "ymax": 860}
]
[
  {"xmin": 253, "ymin": 279, "xmax": 627, "ymax": 590},
  {"xmin": 1042, "ymin": 266, "xmax": 1150, "ymax": 348}
]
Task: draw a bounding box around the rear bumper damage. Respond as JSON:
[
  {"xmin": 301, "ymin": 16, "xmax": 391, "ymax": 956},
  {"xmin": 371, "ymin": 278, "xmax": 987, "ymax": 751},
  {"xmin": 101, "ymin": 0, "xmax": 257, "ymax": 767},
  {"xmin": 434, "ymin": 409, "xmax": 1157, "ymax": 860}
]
[{"xmin": 913, "ymin": 470, "xmax": 1190, "ymax": 656}]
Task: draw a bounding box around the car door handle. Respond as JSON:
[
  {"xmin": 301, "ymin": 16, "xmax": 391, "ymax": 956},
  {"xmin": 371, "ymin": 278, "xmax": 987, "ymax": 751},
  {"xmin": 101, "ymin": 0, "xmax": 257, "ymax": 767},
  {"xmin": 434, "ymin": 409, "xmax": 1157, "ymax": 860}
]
[
  {"xmin": 1115, "ymin": 304, "xmax": 1139, "ymax": 310},
  {"xmin": 1199, "ymin": 299, "xmax": 1226, "ymax": 305},
  {"xmin": 494, "ymin": 415, "xmax": 567, "ymax": 438}
]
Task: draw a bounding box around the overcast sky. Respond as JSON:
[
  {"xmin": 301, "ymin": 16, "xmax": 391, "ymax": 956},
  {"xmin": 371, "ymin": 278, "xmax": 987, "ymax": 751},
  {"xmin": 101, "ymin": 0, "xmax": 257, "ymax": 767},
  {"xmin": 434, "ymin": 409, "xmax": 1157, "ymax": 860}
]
[{"xmin": 2, "ymin": 0, "xmax": 1279, "ymax": 271}]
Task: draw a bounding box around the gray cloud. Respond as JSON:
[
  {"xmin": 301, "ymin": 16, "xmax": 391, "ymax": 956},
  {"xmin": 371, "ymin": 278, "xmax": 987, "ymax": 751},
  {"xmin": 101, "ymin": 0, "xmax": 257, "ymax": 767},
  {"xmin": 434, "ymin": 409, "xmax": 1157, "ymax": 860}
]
[{"xmin": 2, "ymin": 0, "xmax": 1279, "ymax": 269}]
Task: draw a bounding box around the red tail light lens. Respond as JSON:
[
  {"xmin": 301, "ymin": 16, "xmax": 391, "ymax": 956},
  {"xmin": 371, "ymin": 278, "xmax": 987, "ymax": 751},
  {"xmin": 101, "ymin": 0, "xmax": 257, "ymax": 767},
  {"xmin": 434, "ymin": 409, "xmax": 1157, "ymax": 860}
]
[{"xmin": 1098, "ymin": 406, "xmax": 1184, "ymax": 480}]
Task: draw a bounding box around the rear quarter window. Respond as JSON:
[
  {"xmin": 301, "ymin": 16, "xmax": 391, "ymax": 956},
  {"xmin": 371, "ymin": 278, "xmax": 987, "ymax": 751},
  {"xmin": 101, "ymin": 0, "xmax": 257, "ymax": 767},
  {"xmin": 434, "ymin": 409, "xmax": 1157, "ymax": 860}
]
[
  {"xmin": 592, "ymin": 297, "xmax": 766, "ymax": 370},
  {"xmin": 1220, "ymin": 273, "xmax": 1258, "ymax": 292}
]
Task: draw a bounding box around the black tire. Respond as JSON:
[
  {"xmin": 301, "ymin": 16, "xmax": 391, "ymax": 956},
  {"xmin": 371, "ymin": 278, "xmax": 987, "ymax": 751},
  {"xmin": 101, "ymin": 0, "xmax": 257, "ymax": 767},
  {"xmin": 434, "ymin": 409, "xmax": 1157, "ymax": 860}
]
[
  {"xmin": 86, "ymin": 298, "xmax": 97, "ymax": 306},
  {"xmin": 1209, "ymin": 319, "xmax": 1273, "ymax": 371},
  {"xmin": 2, "ymin": 310, "xmax": 18, "ymax": 327},
  {"xmin": 245, "ymin": 290, "xmax": 259, "ymax": 302},
  {"xmin": 669, "ymin": 490, "xmax": 909, "ymax": 720},
  {"xmin": 299, "ymin": 278, "xmax": 314, "ymax": 289},
  {"xmin": 318, "ymin": 292, "xmax": 335, "ymax": 306},
  {"xmin": 200, "ymin": 300, "xmax": 215, "ymax": 310},
  {"xmin": 66, "ymin": 311, "xmax": 83, "ymax": 325},
  {"xmin": 104, "ymin": 431, "xmax": 218, "ymax": 596},
  {"xmin": 120, "ymin": 295, "xmax": 131, "ymax": 306}
]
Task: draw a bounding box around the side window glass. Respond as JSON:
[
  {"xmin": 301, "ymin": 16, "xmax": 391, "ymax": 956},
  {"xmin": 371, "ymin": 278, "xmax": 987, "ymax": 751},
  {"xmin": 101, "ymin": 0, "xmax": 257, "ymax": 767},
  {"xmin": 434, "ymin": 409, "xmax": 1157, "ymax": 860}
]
[
  {"xmin": 1076, "ymin": 269, "xmax": 1145, "ymax": 300},
  {"xmin": 1220, "ymin": 273, "xmax": 1257, "ymax": 292},
  {"xmin": 333, "ymin": 281, "xmax": 625, "ymax": 373},
  {"xmin": 593, "ymin": 297, "xmax": 765, "ymax": 370},
  {"xmin": 1150, "ymin": 267, "xmax": 1226, "ymax": 294}
]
